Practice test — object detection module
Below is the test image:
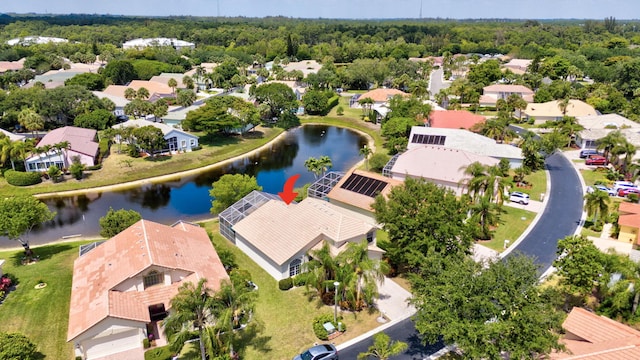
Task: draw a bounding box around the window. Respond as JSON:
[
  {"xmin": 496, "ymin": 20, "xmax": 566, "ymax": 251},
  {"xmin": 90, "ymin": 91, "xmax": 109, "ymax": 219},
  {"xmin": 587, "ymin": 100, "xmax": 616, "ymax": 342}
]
[
  {"xmin": 143, "ymin": 270, "xmax": 164, "ymax": 289},
  {"xmin": 366, "ymin": 231, "xmax": 374, "ymax": 243},
  {"xmin": 289, "ymin": 258, "xmax": 302, "ymax": 277},
  {"xmin": 181, "ymin": 140, "xmax": 187, "ymax": 148},
  {"xmin": 190, "ymin": 139, "xmax": 196, "ymax": 146}
]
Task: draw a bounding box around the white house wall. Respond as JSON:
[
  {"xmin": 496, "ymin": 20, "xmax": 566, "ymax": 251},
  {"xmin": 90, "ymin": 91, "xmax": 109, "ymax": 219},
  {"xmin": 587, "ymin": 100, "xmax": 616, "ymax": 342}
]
[
  {"xmin": 72, "ymin": 317, "xmax": 145, "ymax": 360},
  {"xmin": 235, "ymin": 234, "xmax": 288, "ymax": 280}
]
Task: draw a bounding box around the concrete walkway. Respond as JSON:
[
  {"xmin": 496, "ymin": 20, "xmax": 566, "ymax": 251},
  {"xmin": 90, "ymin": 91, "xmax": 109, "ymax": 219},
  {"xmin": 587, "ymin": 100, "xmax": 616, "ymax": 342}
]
[{"xmin": 375, "ymin": 277, "xmax": 415, "ymax": 321}]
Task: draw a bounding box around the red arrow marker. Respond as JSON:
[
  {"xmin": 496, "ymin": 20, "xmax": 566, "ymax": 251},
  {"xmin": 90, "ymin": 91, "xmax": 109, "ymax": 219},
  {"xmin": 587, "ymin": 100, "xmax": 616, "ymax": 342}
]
[{"xmin": 278, "ymin": 174, "xmax": 300, "ymax": 205}]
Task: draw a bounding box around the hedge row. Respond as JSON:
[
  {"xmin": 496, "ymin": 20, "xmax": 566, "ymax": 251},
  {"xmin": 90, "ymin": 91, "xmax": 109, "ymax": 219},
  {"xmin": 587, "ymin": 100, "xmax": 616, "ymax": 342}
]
[{"xmin": 4, "ymin": 170, "xmax": 42, "ymax": 186}]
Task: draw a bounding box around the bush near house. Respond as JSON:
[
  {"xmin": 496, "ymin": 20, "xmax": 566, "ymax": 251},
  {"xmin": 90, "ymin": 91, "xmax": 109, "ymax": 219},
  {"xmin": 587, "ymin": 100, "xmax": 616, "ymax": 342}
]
[
  {"xmin": 4, "ymin": 170, "xmax": 42, "ymax": 186},
  {"xmin": 312, "ymin": 314, "xmax": 346, "ymax": 340},
  {"xmin": 278, "ymin": 277, "xmax": 293, "ymax": 291}
]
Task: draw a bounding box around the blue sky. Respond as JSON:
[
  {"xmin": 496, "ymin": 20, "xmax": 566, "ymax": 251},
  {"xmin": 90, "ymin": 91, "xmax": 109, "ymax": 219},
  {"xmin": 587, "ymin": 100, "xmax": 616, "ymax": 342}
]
[{"xmin": 3, "ymin": 0, "xmax": 638, "ymax": 19}]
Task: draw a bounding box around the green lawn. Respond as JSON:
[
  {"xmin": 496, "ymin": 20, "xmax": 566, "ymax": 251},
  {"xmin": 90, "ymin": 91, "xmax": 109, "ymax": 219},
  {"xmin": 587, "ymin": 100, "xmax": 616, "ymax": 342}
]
[
  {"xmin": 511, "ymin": 169, "xmax": 547, "ymax": 201},
  {"xmin": 0, "ymin": 241, "xmax": 92, "ymax": 359},
  {"xmin": 480, "ymin": 206, "xmax": 536, "ymax": 252},
  {"xmin": 580, "ymin": 168, "xmax": 611, "ymax": 187}
]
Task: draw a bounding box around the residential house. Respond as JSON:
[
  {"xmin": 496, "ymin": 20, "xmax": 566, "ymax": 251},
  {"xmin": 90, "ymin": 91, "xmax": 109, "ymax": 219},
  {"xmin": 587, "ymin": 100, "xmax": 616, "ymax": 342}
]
[
  {"xmin": 67, "ymin": 219, "xmax": 228, "ymax": 360},
  {"xmin": 575, "ymin": 114, "xmax": 640, "ymax": 150},
  {"xmin": 161, "ymin": 104, "xmax": 203, "ymax": 127},
  {"xmin": 427, "ymin": 110, "xmax": 486, "ymax": 130},
  {"xmin": 24, "ymin": 69, "xmax": 87, "ymax": 89},
  {"xmin": 282, "ymin": 60, "xmax": 322, "ymax": 77},
  {"xmin": 149, "ymin": 73, "xmax": 188, "ymax": 91},
  {"xmin": 479, "ymin": 84, "xmax": 534, "ymax": 107},
  {"xmin": 384, "ymin": 146, "xmax": 500, "ymax": 196},
  {"xmin": 353, "ymin": 88, "xmax": 409, "ymax": 108},
  {"xmin": 103, "ymin": 80, "xmax": 174, "ymax": 100},
  {"xmin": 113, "ymin": 119, "xmax": 199, "ymax": 153},
  {"xmin": 122, "ymin": 38, "xmax": 195, "ymax": 51},
  {"xmin": 92, "ymin": 91, "xmax": 129, "ymax": 117},
  {"xmin": 325, "ymin": 170, "xmax": 402, "ymax": 219},
  {"xmin": 551, "ymin": 307, "xmax": 640, "ymax": 359},
  {"xmin": 7, "ymin": 36, "xmax": 68, "ymax": 46},
  {"xmin": 409, "ymin": 56, "xmax": 443, "ymax": 67},
  {"xmin": 0, "ymin": 58, "xmax": 24, "ymax": 73},
  {"xmin": 406, "ymin": 126, "xmax": 523, "ymax": 168},
  {"xmin": 522, "ymin": 99, "xmax": 597, "ymax": 124},
  {"xmin": 502, "ymin": 58, "xmax": 532, "ymax": 75},
  {"xmin": 268, "ymin": 80, "xmax": 307, "ymax": 100},
  {"xmin": 0, "ymin": 128, "xmax": 26, "ymax": 142},
  {"xmin": 25, "ymin": 126, "xmax": 98, "ymax": 172},
  {"xmin": 617, "ymin": 202, "xmax": 640, "ymax": 244},
  {"xmin": 219, "ymin": 193, "xmax": 380, "ymax": 280}
]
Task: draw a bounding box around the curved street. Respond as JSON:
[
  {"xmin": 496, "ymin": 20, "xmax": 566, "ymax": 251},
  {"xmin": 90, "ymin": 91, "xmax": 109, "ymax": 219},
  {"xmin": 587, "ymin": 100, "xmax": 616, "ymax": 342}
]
[{"xmin": 339, "ymin": 152, "xmax": 584, "ymax": 359}]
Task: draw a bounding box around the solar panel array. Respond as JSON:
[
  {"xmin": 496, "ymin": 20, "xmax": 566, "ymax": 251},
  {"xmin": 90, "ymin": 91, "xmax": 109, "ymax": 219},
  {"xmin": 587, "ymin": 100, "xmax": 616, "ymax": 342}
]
[
  {"xmin": 411, "ymin": 134, "xmax": 446, "ymax": 145},
  {"xmin": 340, "ymin": 173, "xmax": 388, "ymax": 197}
]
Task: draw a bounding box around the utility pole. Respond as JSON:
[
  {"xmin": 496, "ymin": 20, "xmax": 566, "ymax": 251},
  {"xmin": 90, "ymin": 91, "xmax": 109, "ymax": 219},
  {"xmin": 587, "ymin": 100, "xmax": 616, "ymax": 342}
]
[{"xmin": 419, "ymin": 0, "xmax": 423, "ymax": 19}]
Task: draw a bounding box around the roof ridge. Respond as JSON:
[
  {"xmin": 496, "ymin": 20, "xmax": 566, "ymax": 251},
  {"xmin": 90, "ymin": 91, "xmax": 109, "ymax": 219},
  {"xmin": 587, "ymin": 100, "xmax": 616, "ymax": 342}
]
[{"xmin": 141, "ymin": 219, "xmax": 153, "ymax": 264}]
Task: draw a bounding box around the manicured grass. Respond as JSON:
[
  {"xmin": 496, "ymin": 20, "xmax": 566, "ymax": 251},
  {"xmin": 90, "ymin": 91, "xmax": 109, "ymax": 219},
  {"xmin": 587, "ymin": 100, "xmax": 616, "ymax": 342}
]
[
  {"xmin": 0, "ymin": 241, "xmax": 92, "ymax": 359},
  {"xmin": 480, "ymin": 206, "xmax": 536, "ymax": 252},
  {"xmin": 581, "ymin": 226, "xmax": 601, "ymax": 238},
  {"xmin": 580, "ymin": 168, "xmax": 611, "ymax": 187},
  {"xmin": 512, "ymin": 169, "xmax": 547, "ymax": 200},
  {"xmin": 0, "ymin": 127, "xmax": 284, "ymax": 198},
  {"xmin": 202, "ymin": 220, "xmax": 381, "ymax": 360}
]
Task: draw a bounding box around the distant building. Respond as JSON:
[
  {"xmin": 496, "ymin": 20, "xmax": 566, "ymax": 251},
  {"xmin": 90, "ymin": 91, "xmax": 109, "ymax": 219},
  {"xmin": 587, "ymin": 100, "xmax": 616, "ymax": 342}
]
[
  {"xmin": 122, "ymin": 38, "xmax": 195, "ymax": 51},
  {"xmin": 502, "ymin": 58, "xmax": 532, "ymax": 75},
  {"xmin": 575, "ymin": 114, "xmax": 640, "ymax": 150},
  {"xmin": 522, "ymin": 99, "xmax": 597, "ymax": 124},
  {"xmin": 479, "ymin": 84, "xmax": 534, "ymax": 107},
  {"xmin": 7, "ymin": 36, "xmax": 68, "ymax": 46}
]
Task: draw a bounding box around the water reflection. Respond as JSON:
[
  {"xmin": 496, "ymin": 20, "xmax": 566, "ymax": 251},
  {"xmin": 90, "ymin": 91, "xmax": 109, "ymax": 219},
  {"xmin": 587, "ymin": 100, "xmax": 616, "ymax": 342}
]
[{"xmin": 1, "ymin": 125, "xmax": 366, "ymax": 248}]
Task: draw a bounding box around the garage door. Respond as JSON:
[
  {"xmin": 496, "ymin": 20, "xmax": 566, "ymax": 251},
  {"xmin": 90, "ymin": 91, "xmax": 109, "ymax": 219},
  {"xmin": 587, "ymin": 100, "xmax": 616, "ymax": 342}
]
[{"xmin": 84, "ymin": 329, "xmax": 141, "ymax": 359}]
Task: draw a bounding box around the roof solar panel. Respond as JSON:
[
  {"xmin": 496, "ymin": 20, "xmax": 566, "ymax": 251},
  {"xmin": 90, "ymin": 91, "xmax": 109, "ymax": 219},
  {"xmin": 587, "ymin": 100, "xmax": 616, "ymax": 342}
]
[{"xmin": 340, "ymin": 173, "xmax": 388, "ymax": 197}]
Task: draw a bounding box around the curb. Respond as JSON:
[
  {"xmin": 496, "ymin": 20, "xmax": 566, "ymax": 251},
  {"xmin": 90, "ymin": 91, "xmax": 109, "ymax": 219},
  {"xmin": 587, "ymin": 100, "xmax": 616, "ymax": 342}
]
[{"xmin": 335, "ymin": 309, "xmax": 416, "ymax": 351}]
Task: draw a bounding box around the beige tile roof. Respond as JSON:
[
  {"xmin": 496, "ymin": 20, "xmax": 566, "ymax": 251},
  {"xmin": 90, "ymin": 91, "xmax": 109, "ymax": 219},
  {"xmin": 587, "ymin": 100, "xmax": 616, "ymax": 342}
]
[
  {"xmin": 483, "ymin": 84, "xmax": 534, "ymax": 95},
  {"xmin": 232, "ymin": 198, "xmax": 375, "ymax": 266},
  {"xmin": 577, "ymin": 114, "xmax": 640, "ymax": 130},
  {"xmin": 391, "ymin": 145, "xmax": 500, "ymax": 183},
  {"xmin": 552, "ymin": 307, "xmax": 640, "ymax": 359},
  {"xmin": 103, "ymin": 80, "xmax": 173, "ymax": 98},
  {"xmin": 67, "ymin": 220, "xmax": 228, "ymax": 342},
  {"xmin": 327, "ymin": 170, "xmax": 402, "ymax": 212},
  {"xmin": 524, "ymin": 99, "xmax": 597, "ymax": 119},
  {"xmin": 359, "ymin": 88, "xmax": 409, "ymax": 103}
]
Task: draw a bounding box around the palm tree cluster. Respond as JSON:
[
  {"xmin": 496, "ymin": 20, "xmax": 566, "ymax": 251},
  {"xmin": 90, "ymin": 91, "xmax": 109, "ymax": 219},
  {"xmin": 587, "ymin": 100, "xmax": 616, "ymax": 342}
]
[
  {"xmin": 462, "ymin": 162, "xmax": 511, "ymax": 240},
  {"xmin": 163, "ymin": 276, "xmax": 256, "ymax": 360},
  {"xmin": 584, "ymin": 189, "xmax": 611, "ymax": 229},
  {"xmin": 596, "ymin": 130, "xmax": 637, "ymax": 177},
  {"xmin": 302, "ymin": 241, "xmax": 389, "ymax": 311},
  {"xmin": 304, "ymin": 155, "xmax": 333, "ymax": 179}
]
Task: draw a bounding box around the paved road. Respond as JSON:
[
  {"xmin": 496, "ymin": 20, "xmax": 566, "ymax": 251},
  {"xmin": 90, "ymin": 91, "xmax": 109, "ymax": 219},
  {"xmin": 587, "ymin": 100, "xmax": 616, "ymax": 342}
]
[
  {"xmin": 428, "ymin": 68, "xmax": 449, "ymax": 99},
  {"xmin": 339, "ymin": 152, "xmax": 583, "ymax": 359},
  {"xmin": 505, "ymin": 152, "xmax": 583, "ymax": 272}
]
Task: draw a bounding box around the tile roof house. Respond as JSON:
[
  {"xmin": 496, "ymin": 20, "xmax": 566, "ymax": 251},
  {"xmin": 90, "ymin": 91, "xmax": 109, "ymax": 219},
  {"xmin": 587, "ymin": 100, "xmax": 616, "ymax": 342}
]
[
  {"xmin": 386, "ymin": 145, "xmax": 500, "ymax": 196},
  {"xmin": 0, "ymin": 128, "xmax": 26, "ymax": 142},
  {"xmin": 406, "ymin": 126, "xmax": 523, "ymax": 168},
  {"xmin": 282, "ymin": 60, "xmax": 322, "ymax": 77},
  {"xmin": 502, "ymin": 58, "xmax": 532, "ymax": 75},
  {"xmin": 616, "ymin": 202, "xmax": 640, "ymax": 245},
  {"xmin": 25, "ymin": 126, "xmax": 98, "ymax": 172},
  {"xmin": 68, "ymin": 219, "xmax": 228, "ymax": 360},
  {"xmin": 427, "ymin": 110, "xmax": 486, "ymax": 130},
  {"xmin": 326, "ymin": 170, "xmax": 402, "ymax": 218},
  {"xmin": 551, "ymin": 307, "xmax": 640, "ymax": 359},
  {"xmin": 479, "ymin": 84, "xmax": 534, "ymax": 107},
  {"xmin": 357, "ymin": 88, "xmax": 409, "ymax": 105},
  {"xmin": 227, "ymin": 196, "xmax": 380, "ymax": 280},
  {"xmin": 113, "ymin": 119, "xmax": 199, "ymax": 153},
  {"xmin": 575, "ymin": 114, "xmax": 640, "ymax": 150},
  {"xmin": 523, "ymin": 99, "xmax": 597, "ymax": 124},
  {"xmin": 103, "ymin": 80, "xmax": 174, "ymax": 100},
  {"xmin": 0, "ymin": 58, "xmax": 24, "ymax": 73},
  {"xmin": 92, "ymin": 91, "xmax": 130, "ymax": 117}
]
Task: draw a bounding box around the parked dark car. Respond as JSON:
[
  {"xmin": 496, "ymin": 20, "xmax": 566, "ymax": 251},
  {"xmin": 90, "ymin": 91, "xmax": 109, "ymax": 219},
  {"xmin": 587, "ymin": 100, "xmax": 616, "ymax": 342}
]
[
  {"xmin": 293, "ymin": 344, "xmax": 338, "ymax": 360},
  {"xmin": 579, "ymin": 149, "xmax": 600, "ymax": 158},
  {"xmin": 585, "ymin": 155, "xmax": 608, "ymax": 166}
]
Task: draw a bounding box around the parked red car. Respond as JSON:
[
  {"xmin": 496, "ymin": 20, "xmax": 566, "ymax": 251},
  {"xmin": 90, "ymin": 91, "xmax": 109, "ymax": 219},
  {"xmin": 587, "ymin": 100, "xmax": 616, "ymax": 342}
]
[
  {"xmin": 618, "ymin": 187, "xmax": 640, "ymax": 197},
  {"xmin": 585, "ymin": 155, "xmax": 608, "ymax": 166}
]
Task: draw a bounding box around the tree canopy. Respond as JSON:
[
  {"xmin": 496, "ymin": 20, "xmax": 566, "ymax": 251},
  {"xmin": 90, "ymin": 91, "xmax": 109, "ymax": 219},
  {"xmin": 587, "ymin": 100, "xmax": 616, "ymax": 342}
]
[
  {"xmin": 98, "ymin": 207, "xmax": 142, "ymax": 238},
  {"xmin": 183, "ymin": 95, "xmax": 260, "ymax": 135},
  {"xmin": 0, "ymin": 196, "xmax": 55, "ymax": 251},
  {"xmin": 0, "ymin": 332, "xmax": 39, "ymax": 360},
  {"xmin": 210, "ymin": 174, "xmax": 262, "ymax": 214}
]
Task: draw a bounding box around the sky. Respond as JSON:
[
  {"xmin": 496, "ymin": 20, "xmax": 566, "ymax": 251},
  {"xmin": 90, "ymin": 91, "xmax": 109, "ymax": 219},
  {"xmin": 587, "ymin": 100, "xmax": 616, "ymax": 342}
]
[{"xmin": 3, "ymin": 0, "xmax": 640, "ymax": 20}]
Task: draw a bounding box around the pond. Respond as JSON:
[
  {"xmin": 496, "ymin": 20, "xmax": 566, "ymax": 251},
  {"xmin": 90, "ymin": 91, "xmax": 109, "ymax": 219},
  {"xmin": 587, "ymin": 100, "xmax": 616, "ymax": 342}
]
[{"xmin": 0, "ymin": 125, "xmax": 367, "ymax": 248}]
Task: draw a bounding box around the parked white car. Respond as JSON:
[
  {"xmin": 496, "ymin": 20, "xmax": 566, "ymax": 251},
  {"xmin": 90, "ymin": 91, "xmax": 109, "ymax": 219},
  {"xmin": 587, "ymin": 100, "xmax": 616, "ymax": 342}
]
[
  {"xmin": 509, "ymin": 191, "xmax": 530, "ymax": 205},
  {"xmin": 586, "ymin": 185, "xmax": 616, "ymax": 196}
]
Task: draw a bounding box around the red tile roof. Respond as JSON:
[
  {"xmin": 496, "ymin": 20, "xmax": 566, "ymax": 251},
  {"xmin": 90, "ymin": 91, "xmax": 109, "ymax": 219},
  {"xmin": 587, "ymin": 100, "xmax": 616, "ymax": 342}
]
[
  {"xmin": 427, "ymin": 110, "xmax": 486, "ymax": 129},
  {"xmin": 67, "ymin": 220, "xmax": 229, "ymax": 342},
  {"xmin": 552, "ymin": 307, "xmax": 640, "ymax": 359}
]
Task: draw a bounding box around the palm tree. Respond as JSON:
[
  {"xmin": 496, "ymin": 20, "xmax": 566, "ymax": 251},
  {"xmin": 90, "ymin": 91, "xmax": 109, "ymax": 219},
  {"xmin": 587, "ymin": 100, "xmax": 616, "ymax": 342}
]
[
  {"xmin": 168, "ymin": 78, "xmax": 178, "ymax": 94},
  {"xmin": 18, "ymin": 108, "xmax": 44, "ymax": 138},
  {"xmin": 612, "ymin": 139, "xmax": 637, "ymax": 174},
  {"xmin": 462, "ymin": 161, "xmax": 489, "ymax": 200},
  {"xmin": 558, "ymin": 97, "xmax": 571, "ymax": 116},
  {"xmin": 336, "ymin": 240, "xmax": 389, "ymax": 310},
  {"xmin": 470, "ymin": 194, "xmax": 501, "ymax": 240},
  {"xmin": 303, "ymin": 242, "xmax": 339, "ymax": 297},
  {"xmin": 584, "ymin": 190, "xmax": 611, "ymax": 224},
  {"xmin": 136, "ymin": 87, "xmax": 150, "ymax": 100},
  {"xmin": 358, "ymin": 97, "xmax": 374, "ymax": 119},
  {"xmin": 10, "ymin": 139, "xmax": 34, "ymax": 170},
  {"xmin": 163, "ymin": 278, "xmax": 215, "ymax": 360},
  {"xmin": 0, "ymin": 136, "xmax": 15, "ymax": 170},
  {"xmin": 318, "ymin": 156, "xmax": 333, "ymax": 177},
  {"xmin": 182, "ymin": 75, "xmax": 195, "ymax": 91},
  {"xmin": 54, "ymin": 141, "xmax": 71, "ymax": 169},
  {"xmin": 357, "ymin": 332, "xmax": 408, "ymax": 360},
  {"xmin": 597, "ymin": 130, "xmax": 624, "ymax": 161},
  {"xmin": 124, "ymin": 88, "xmax": 137, "ymax": 100},
  {"xmin": 360, "ymin": 145, "xmax": 372, "ymax": 170}
]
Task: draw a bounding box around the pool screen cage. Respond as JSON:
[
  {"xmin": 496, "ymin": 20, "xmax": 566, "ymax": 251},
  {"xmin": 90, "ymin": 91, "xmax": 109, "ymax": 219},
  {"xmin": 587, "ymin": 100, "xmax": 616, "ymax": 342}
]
[
  {"xmin": 307, "ymin": 171, "xmax": 344, "ymax": 200},
  {"xmin": 219, "ymin": 190, "xmax": 282, "ymax": 242},
  {"xmin": 382, "ymin": 154, "xmax": 400, "ymax": 178}
]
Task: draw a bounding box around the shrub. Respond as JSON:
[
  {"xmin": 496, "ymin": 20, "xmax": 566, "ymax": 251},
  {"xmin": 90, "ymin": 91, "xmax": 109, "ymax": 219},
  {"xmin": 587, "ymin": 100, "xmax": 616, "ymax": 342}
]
[
  {"xmin": 369, "ymin": 153, "xmax": 390, "ymax": 172},
  {"xmin": 144, "ymin": 346, "xmax": 174, "ymax": 360},
  {"xmin": 336, "ymin": 105, "xmax": 344, "ymax": 116},
  {"xmin": 142, "ymin": 338, "xmax": 150, "ymax": 349},
  {"xmin": 292, "ymin": 275, "xmax": 307, "ymax": 287},
  {"xmin": 98, "ymin": 137, "xmax": 110, "ymax": 161},
  {"xmin": 312, "ymin": 313, "xmax": 345, "ymax": 340},
  {"xmin": 127, "ymin": 143, "xmax": 140, "ymax": 157},
  {"xmin": 628, "ymin": 193, "xmax": 639, "ymax": 203},
  {"xmin": 4, "ymin": 170, "xmax": 42, "ymax": 186},
  {"xmin": 86, "ymin": 164, "xmax": 102, "ymax": 171},
  {"xmin": 69, "ymin": 157, "xmax": 85, "ymax": 180},
  {"xmin": 326, "ymin": 95, "xmax": 340, "ymax": 114},
  {"xmin": 278, "ymin": 277, "xmax": 293, "ymax": 291}
]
